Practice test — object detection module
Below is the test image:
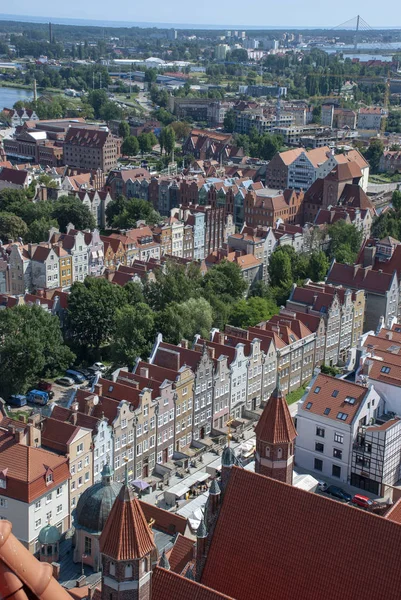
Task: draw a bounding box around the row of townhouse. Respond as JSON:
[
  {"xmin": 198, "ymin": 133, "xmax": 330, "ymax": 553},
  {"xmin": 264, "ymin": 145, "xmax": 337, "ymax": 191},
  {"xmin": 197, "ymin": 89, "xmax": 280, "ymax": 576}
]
[
  {"xmin": 287, "ymin": 280, "xmax": 366, "ymax": 366},
  {"xmin": 5, "ymin": 226, "xmax": 104, "ymax": 294}
]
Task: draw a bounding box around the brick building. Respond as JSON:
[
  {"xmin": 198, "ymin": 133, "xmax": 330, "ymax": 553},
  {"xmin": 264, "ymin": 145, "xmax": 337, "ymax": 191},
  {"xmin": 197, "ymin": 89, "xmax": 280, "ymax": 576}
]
[
  {"xmin": 244, "ymin": 188, "xmax": 304, "ymax": 228},
  {"xmin": 63, "ymin": 127, "xmax": 121, "ymax": 172}
]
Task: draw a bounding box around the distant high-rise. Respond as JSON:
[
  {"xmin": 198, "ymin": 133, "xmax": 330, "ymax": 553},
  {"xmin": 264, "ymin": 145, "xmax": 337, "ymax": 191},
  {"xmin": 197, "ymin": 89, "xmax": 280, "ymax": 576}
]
[{"xmin": 49, "ymin": 22, "xmax": 53, "ymax": 43}]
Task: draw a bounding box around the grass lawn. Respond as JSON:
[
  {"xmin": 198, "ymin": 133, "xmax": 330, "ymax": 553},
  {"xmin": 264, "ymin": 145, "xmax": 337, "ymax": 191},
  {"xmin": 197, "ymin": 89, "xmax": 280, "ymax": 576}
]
[
  {"xmin": 369, "ymin": 173, "xmax": 401, "ymax": 184},
  {"xmin": 286, "ymin": 382, "xmax": 310, "ymax": 405}
]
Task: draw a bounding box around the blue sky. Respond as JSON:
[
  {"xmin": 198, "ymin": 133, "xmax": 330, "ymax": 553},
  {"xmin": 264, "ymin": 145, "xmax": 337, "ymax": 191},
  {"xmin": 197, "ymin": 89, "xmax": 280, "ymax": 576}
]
[{"xmin": 0, "ymin": 2, "xmax": 394, "ymax": 29}]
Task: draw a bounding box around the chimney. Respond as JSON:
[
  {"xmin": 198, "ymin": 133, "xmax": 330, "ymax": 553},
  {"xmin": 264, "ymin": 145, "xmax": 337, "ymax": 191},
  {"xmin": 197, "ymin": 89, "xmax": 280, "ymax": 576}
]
[
  {"xmin": 386, "ymin": 331, "xmax": 393, "ymax": 340},
  {"xmin": 76, "ymin": 575, "xmax": 87, "ymax": 588},
  {"xmin": 70, "ymin": 411, "xmax": 78, "ymax": 426},
  {"xmin": 27, "ymin": 423, "xmax": 41, "ymax": 448},
  {"xmin": 216, "ymin": 332, "xmax": 225, "ymax": 345},
  {"xmin": 15, "ymin": 428, "xmax": 25, "ymax": 444},
  {"xmin": 363, "ymin": 245, "xmax": 376, "ymax": 268},
  {"xmin": 180, "ymin": 339, "xmax": 189, "ymax": 349},
  {"xmin": 51, "ymin": 563, "xmax": 60, "ymax": 580},
  {"xmin": 207, "ymin": 346, "xmax": 215, "ymax": 359},
  {"xmin": 140, "ymin": 366, "xmax": 149, "ymax": 378},
  {"xmin": 94, "ymin": 383, "xmax": 102, "ymax": 396}
]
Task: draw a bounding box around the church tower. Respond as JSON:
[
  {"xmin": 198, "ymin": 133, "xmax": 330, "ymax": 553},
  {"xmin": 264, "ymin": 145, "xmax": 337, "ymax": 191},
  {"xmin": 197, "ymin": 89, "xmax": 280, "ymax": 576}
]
[
  {"xmin": 255, "ymin": 376, "xmax": 297, "ymax": 484},
  {"xmin": 99, "ymin": 467, "xmax": 157, "ymax": 600}
]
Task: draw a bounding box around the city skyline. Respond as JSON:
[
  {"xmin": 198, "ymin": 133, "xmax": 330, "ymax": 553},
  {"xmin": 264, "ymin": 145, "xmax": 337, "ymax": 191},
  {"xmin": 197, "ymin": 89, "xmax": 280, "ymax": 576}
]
[{"xmin": 0, "ymin": 3, "xmax": 397, "ymax": 29}]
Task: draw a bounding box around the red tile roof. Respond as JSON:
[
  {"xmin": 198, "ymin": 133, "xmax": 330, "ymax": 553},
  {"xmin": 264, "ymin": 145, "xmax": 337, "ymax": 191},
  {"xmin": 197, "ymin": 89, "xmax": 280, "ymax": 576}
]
[
  {"xmin": 0, "ymin": 430, "xmax": 70, "ymax": 503},
  {"xmin": 138, "ymin": 501, "xmax": 187, "ymax": 536},
  {"xmin": 152, "ymin": 567, "xmax": 234, "ymax": 600},
  {"xmin": 300, "ymin": 374, "xmax": 368, "ymax": 422},
  {"xmin": 166, "ymin": 534, "xmax": 195, "ymax": 574},
  {"xmin": 99, "ymin": 484, "xmax": 156, "ymax": 560},
  {"xmin": 201, "ymin": 467, "xmax": 401, "ymax": 600},
  {"xmin": 255, "ymin": 384, "xmax": 297, "ymax": 444},
  {"xmin": 327, "ymin": 262, "xmax": 395, "ymax": 295}
]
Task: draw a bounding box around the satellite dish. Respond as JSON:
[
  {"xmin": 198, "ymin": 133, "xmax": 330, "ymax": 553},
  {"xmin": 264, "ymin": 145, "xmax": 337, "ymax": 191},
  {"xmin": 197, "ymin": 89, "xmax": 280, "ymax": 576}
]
[{"xmin": 93, "ymin": 394, "xmax": 99, "ymax": 406}]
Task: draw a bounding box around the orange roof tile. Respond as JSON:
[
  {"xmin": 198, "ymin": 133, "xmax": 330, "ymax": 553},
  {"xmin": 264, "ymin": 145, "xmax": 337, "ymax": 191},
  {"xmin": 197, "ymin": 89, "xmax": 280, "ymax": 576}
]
[
  {"xmin": 300, "ymin": 374, "xmax": 368, "ymax": 422},
  {"xmin": 255, "ymin": 383, "xmax": 297, "ymax": 444},
  {"xmin": 167, "ymin": 534, "xmax": 195, "ymax": 574},
  {"xmin": 99, "ymin": 484, "xmax": 156, "ymax": 560},
  {"xmin": 201, "ymin": 467, "xmax": 401, "ymax": 600},
  {"xmin": 152, "ymin": 567, "xmax": 234, "ymax": 600}
]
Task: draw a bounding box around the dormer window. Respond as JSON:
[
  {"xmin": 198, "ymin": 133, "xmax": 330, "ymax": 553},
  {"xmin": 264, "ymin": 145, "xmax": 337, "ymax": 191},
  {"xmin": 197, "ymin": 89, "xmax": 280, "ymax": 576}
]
[{"xmin": 46, "ymin": 471, "xmax": 53, "ymax": 484}]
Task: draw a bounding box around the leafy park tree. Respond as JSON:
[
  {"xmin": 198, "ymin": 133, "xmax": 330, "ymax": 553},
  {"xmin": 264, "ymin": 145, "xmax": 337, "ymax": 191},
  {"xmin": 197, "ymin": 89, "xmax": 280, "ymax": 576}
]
[
  {"xmin": 144, "ymin": 261, "xmax": 201, "ymax": 312},
  {"xmin": 156, "ymin": 297, "xmax": 213, "ymax": 344},
  {"xmin": 0, "ymin": 305, "xmax": 75, "ymax": 397},
  {"xmin": 118, "ymin": 120, "xmax": 130, "ymax": 139},
  {"xmin": 328, "ymin": 220, "xmax": 363, "ymax": 264},
  {"xmin": 51, "ymin": 196, "xmax": 96, "ymax": 232},
  {"xmin": 105, "ymin": 195, "xmax": 130, "ymax": 227},
  {"xmin": 124, "ymin": 281, "xmax": 145, "ymax": 305},
  {"xmin": 364, "ymin": 139, "xmax": 384, "ymax": 174},
  {"xmin": 121, "ymin": 135, "xmax": 139, "ymax": 156},
  {"xmin": 308, "ymin": 250, "xmax": 330, "ymax": 282},
  {"xmin": 26, "ymin": 217, "xmax": 59, "ymax": 243},
  {"xmin": 138, "ymin": 132, "xmax": 154, "ymax": 155},
  {"xmin": 0, "ymin": 212, "xmax": 28, "ymax": 242},
  {"xmin": 223, "ymin": 109, "xmax": 236, "ymax": 132},
  {"xmin": 268, "ymin": 249, "xmax": 292, "ymax": 288},
  {"xmin": 202, "ymin": 260, "xmax": 247, "ymax": 303},
  {"xmin": 111, "ymin": 303, "xmax": 155, "ymax": 368},
  {"xmin": 111, "ymin": 198, "xmax": 161, "ymax": 229},
  {"xmin": 66, "ymin": 278, "xmax": 127, "ymax": 350},
  {"xmin": 230, "ymin": 297, "xmax": 279, "ymax": 328}
]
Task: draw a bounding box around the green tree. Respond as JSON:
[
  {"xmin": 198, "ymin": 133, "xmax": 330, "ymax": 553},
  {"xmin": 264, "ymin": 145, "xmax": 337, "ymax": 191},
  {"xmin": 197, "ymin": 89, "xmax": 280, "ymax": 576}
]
[
  {"xmin": 105, "ymin": 195, "xmax": 129, "ymax": 227},
  {"xmin": 0, "ymin": 305, "xmax": 75, "ymax": 397},
  {"xmin": 157, "ymin": 297, "xmax": 213, "ymax": 344},
  {"xmin": 230, "ymin": 297, "xmax": 279, "ymax": 328},
  {"xmin": 144, "ymin": 261, "xmax": 201, "ymax": 312},
  {"xmin": 26, "ymin": 217, "xmax": 58, "ymax": 243},
  {"xmin": 328, "ymin": 220, "xmax": 363, "ymax": 263},
  {"xmin": 0, "ymin": 212, "xmax": 28, "ymax": 242},
  {"xmin": 124, "ymin": 281, "xmax": 145, "ymax": 305},
  {"xmin": 111, "ymin": 303, "xmax": 155, "ymax": 367},
  {"xmin": 51, "ymin": 196, "xmax": 96, "ymax": 232},
  {"xmin": 308, "ymin": 250, "xmax": 329, "ymax": 282},
  {"xmin": 268, "ymin": 249, "xmax": 292, "ymax": 288},
  {"xmin": 121, "ymin": 135, "xmax": 139, "ymax": 156},
  {"xmin": 202, "ymin": 260, "xmax": 247, "ymax": 303},
  {"xmin": 223, "ymin": 109, "xmax": 236, "ymax": 132},
  {"xmin": 138, "ymin": 133, "xmax": 154, "ymax": 155},
  {"xmin": 66, "ymin": 278, "xmax": 127, "ymax": 349},
  {"xmin": 364, "ymin": 139, "xmax": 384, "ymax": 174},
  {"xmin": 392, "ymin": 189, "xmax": 401, "ymax": 211},
  {"xmin": 112, "ymin": 198, "xmax": 161, "ymax": 229},
  {"xmin": 161, "ymin": 126, "xmax": 175, "ymax": 156},
  {"xmin": 118, "ymin": 120, "xmax": 130, "ymax": 139}
]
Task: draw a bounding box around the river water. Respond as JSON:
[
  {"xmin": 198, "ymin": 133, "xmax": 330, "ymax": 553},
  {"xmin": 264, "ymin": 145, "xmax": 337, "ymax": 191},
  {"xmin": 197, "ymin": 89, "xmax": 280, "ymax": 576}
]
[{"xmin": 0, "ymin": 87, "xmax": 33, "ymax": 112}]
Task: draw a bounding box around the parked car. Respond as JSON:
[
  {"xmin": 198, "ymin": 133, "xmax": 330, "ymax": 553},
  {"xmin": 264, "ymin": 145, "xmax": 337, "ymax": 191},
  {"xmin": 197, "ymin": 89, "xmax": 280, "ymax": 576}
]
[
  {"xmin": 56, "ymin": 377, "xmax": 75, "ymax": 387},
  {"xmin": 317, "ymin": 480, "xmax": 328, "ymax": 492},
  {"xmin": 65, "ymin": 369, "xmax": 86, "ymax": 384},
  {"xmin": 351, "ymin": 494, "xmax": 376, "ymax": 509},
  {"xmin": 37, "ymin": 381, "xmax": 54, "ymax": 399},
  {"xmin": 75, "ymin": 367, "xmax": 91, "ymax": 378},
  {"xmin": 89, "ymin": 362, "xmax": 106, "ymax": 373},
  {"xmin": 325, "ymin": 485, "xmax": 352, "ymax": 502},
  {"xmin": 26, "ymin": 390, "xmax": 49, "ymax": 406},
  {"xmin": 8, "ymin": 394, "xmax": 27, "ymax": 407}
]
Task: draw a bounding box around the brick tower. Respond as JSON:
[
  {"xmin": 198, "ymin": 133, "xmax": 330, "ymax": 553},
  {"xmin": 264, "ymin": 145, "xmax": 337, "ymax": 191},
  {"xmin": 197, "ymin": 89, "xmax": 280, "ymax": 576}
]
[
  {"xmin": 255, "ymin": 376, "xmax": 297, "ymax": 484},
  {"xmin": 99, "ymin": 468, "xmax": 157, "ymax": 600}
]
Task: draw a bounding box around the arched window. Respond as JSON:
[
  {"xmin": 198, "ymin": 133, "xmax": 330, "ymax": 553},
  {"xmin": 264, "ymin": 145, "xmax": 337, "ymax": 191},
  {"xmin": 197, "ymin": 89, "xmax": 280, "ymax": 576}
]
[
  {"xmin": 125, "ymin": 564, "xmax": 133, "ymax": 578},
  {"xmin": 143, "ymin": 557, "xmax": 148, "ymax": 572},
  {"xmin": 265, "ymin": 446, "xmax": 270, "ymax": 458},
  {"xmin": 110, "ymin": 561, "xmax": 115, "ymax": 576},
  {"xmin": 277, "ymin": 447, "xmax": 283, "ymax": 459}
]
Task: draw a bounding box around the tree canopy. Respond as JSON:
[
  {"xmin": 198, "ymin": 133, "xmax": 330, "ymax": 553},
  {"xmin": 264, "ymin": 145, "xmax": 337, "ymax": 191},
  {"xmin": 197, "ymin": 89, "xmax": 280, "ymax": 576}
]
[
  {"xmin": 328, "ymin": 220, "xmax": 363, "ymax": 264},
  {"xmin": 111, "ymin": 303, "xmax": 156, "ymax": 368},
  {"xmin": 0, "ymin": 305, "xmax": 74, "ymax": 397}
]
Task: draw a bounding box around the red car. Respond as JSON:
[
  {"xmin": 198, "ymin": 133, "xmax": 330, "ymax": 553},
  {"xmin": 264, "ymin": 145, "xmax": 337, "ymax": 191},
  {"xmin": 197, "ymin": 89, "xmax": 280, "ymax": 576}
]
[
  {"xmin": 351, "ymin": 494, "xmax": 375, "ymax": 509},
  {"xmin": 37, "ymin": 381, "xmax": 54, "ymax": 399}
]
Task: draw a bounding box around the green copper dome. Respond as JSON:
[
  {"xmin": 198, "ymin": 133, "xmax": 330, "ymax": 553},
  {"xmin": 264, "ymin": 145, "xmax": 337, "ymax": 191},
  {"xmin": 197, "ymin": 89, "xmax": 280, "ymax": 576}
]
[
  {"xmin": 38, "ymin": 524, "xmax": 61, "ymax": 545},
  {"xmin": 75, "ymin": 464, "xmax": 122, "ymax": 533},
  {"xmin": 221, "ymin": 445, "xmax": 236, "ymax": 467}
]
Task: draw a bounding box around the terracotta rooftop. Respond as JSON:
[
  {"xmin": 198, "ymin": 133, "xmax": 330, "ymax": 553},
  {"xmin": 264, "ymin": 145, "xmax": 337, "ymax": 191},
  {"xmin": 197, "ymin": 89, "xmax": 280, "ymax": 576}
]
[
  {"xmin": 300, "ymin": 374, "xmax": 368, "ymax": 423},
  {"xmin": 166, "ymin": 534, "xmax": 195, "ymax": 574},
  {"xmin": 152, "ymin": 567, "xmax": 234, "ymax": 600},
  {"xmin": 255, "ymin": 382, "xmax": 297, "ymax": 444},
  {"xmin": 99, "ymin": 483, "xmax": 156, "ymax": 560},
  {"xmin": 201, "ymin": 466, "xmax": 401, "ymax": 600},
  {"xmin": 327, "ymin": 262, "xmax": 396, "ymax": 295}
]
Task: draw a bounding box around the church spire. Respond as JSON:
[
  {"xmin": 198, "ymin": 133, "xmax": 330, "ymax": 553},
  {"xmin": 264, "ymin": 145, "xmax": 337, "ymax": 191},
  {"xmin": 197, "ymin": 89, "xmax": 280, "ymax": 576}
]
[{"xmin": 254, "ymin": 373, "xmax": 297, "ymax": 484}]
